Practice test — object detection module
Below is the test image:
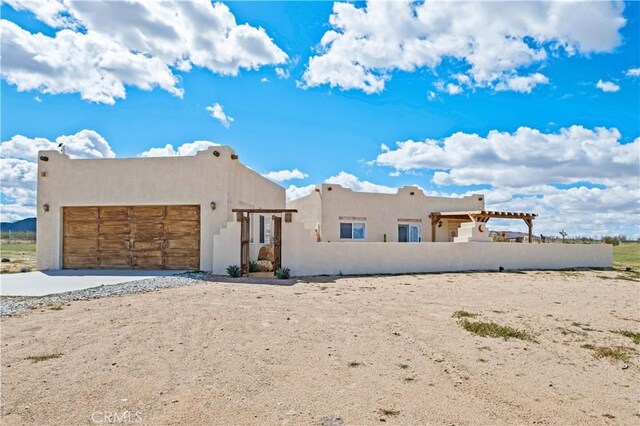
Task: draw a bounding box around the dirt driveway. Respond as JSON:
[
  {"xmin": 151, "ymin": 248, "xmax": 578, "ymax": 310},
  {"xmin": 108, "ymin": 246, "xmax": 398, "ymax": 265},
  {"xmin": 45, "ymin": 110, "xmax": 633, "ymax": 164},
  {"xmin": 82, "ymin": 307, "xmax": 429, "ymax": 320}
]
[{"xmin": 1, "ymin": 270, "xmax": 638, "ymax": 425}]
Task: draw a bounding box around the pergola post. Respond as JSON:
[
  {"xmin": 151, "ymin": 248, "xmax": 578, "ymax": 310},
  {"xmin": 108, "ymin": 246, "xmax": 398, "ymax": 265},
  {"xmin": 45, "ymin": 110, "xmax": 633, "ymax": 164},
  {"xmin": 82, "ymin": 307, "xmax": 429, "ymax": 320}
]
[
  {"xmin": 524, "ymin": 218, "xmax": 533, "ymax": 243},
  {"xmin": 430, "ymin": 215, "xmax": 440, "ymax": 242}
]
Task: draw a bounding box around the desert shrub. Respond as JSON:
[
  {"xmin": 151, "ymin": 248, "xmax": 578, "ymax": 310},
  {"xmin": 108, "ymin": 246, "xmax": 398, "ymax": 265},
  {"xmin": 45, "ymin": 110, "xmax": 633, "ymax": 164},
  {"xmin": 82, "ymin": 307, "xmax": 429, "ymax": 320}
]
[
  {"xmin": 249, "ymin": 261, "xmax": 259, "ymax": 273},
  {"xmin": 226, "ymin": 265, "xmax": 241, "ymax": 277},
  {"xmin": 603, "ymin": 236, "xmax": 621, "ymax": 246},
  {"xmin": 275, "ymin": 267, "xmax": 290, "ymax": 279},
  {"xmin": 1, "ymin": 258, "xmax": 10, "ymax": 263},
  {"xmin": 20, "ymin": 267, "xmax": 31, "ymax": 273}
]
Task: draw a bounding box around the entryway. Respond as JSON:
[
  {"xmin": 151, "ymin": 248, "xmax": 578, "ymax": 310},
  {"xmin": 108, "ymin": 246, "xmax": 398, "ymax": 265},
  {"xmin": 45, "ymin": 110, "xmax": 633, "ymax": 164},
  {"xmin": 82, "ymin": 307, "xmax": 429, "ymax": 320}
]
[{"xmin": 232, "ymin": 208, "xmax": 297, "ymax": 276}]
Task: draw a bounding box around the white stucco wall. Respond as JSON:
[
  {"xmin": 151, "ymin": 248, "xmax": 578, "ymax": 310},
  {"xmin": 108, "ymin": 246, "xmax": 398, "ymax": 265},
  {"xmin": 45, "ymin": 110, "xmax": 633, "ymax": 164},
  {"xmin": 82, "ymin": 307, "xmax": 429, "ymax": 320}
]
[
  {"xmin": 288, "ymin": 184, "xmax": 485, "ymax": 243},
  {"xmin": 281, "ymin": 221, "xmax": 612, "ymax": 276},
  {"xmin": 36, "ymin": 146, "xmax": 285, "ymax": 270}
]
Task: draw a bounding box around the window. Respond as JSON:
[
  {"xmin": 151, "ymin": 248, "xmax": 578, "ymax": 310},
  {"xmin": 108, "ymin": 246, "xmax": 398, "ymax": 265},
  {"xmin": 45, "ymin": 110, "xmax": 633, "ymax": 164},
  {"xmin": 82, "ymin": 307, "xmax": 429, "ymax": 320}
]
[
  {"xmin": 340, "ymin": 222, "xmax": 366, "ymax": 240},
  {"xmin": 398, "ymin": 224, "xmax": 421, "ymax": 242},
  {"xmin": 259, "ymin": 215, "xmax": 272, "ymax": 245}
]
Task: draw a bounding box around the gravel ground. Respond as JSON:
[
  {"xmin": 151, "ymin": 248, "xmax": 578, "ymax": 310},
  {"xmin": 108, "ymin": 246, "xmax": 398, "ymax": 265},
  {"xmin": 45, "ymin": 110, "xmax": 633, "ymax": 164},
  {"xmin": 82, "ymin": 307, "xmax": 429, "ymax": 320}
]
[{"xmin": 0, "ymin": 272, "xmax": 212, "ymax": 317}]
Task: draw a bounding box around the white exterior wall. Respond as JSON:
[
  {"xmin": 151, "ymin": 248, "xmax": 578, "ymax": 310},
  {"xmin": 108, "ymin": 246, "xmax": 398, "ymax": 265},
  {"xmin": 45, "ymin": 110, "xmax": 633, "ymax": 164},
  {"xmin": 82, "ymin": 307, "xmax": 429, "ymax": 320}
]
[
  {"xmin": 281, "ymin": 221, "xmax": 612, "ymax": 276},
  {"xmin": 289, "ymin": 184, "xmax": 484, "ymax": 242},
  {"xmin": 36, "ymin": 146, "xmax": 285, "ymax": 271}
]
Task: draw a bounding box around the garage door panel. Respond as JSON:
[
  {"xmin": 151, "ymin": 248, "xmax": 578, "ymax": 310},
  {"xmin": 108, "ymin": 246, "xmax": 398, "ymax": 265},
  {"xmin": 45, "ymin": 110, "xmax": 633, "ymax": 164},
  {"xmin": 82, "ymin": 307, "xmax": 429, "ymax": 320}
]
[
  {"xmin": 99, "ymin": 206, "xmax": 130, "ymax": 220},
  {"xmin": 64, "ymin": 237, "xmax": 98, "ymax": 252},
  {"xmin": 133, "ymin": 206, "xmax": 165, "ymax": 219},
  {"xmin": 64, "ymin": 222, "xmax": 99, "ymax": 237},
  {"xmin": 64, "ymin": 255, "xmax": 99, "ymax": 269},
  {"xmin": 100, "ymin": 221, "xmax": 131, "ymax": 235},
  {"xmin": 65, "ymin": 207, "xmax": 99, "ymax": 221},
  {"xmin": 99, "ymin": 255, "xmax": 131, "ymax": 269},
  {"xmin": 133, "ymin": 222, "xmax": 164, "ymax": 237},
  {"xmin": 64, "ymin": 205, "xmax": 200, "ymax": 270},
  {"xmin": 166, "ymin": 205, "xmax": 199, "ymax": 221},
  {"xmin": 132, "ymin": 255, "xmax": 164, "ymax": 269},
  {"xmin": 132, "ymin": 240, "xmax": 163, "ymax": 251},
  {"xmin": 164, "ymin": 221, "xmax": 199, "ymax": 236},
  {"xmin": 165, "ymin": 255, "xmax": 199, "ymax": 269},
  {"xmin": 99, "ymin": 238, "xmax": 129, "ymax": 251},
  {"xmin": 165, "ymin": 238, "xmax": 199, "ymax": 250}
]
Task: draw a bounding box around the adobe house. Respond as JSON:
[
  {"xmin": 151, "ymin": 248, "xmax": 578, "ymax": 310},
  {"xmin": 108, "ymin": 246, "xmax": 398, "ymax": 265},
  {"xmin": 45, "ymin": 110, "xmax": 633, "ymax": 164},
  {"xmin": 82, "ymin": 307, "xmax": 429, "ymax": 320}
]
[
  {"xmin": 287, "ymin": 183, "xmax": 530, "ymax": 243},
  {"xmin": 36, "ymin": 146, "xmax": 287, "ymax": 271},
  {"xmin": 36, "ymin": 146, "xmax": 610, "ymax": 275}
]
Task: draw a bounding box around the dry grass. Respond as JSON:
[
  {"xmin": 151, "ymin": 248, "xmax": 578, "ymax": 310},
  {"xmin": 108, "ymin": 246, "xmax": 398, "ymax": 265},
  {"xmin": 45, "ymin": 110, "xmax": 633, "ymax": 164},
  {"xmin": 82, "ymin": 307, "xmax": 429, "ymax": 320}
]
[
  {"xmin": 0, "ymin": 241, "xmax": 36, "ymax": 274},
  {"xmin": 25, "ymin": 353, "xmax": 63, "ymax": 363},
  {"xmin": 613, "ymin": 330, "xmax": 640, "ymax": 345},
  {"xmin": 459, "ymin": 319, "xmax": 535, "ymax": 341},
  {"xmin": 452, "ymin": 310, "xmax": 479, "ymax": 318},
  {"xmin": 582, "ymin": 344, "xmax": 634, "ymax": 363}
]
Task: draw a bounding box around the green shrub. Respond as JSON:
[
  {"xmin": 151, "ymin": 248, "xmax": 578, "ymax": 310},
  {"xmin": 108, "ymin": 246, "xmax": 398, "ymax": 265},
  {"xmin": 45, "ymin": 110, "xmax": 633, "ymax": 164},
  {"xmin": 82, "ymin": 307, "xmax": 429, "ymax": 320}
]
[
  {"xmin": 226, "ymin": 265, "xmax": 241, "ymax": 277},
  {"xmin": 275, "ymin": 267, "xmax": 290, "ymax": 279},
  {"xmin": 249, "ymin": 261, "xmax": 259, "ymax": 273},
  {"xmin": 603, "ymin": 236, "xmax": 621, "ymax": 246}
]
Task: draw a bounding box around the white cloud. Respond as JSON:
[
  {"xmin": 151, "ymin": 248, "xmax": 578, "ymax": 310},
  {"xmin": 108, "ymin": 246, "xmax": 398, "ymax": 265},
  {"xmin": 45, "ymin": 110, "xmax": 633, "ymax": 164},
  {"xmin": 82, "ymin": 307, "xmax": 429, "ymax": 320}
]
[
  {"xmin": 1, "ymin": 130, "xmax": 114, "ymax": 160},
  {"xmin": 372, "ymin": 125, "xmax": 639, "ymax": 237},
  {"xmin": 302, "ymin": 0, "xmax": 625, "ymax": 94},
  {"xmin": 626, "ymin": 67, "xmax": 640, "ymax": 77},
  {"xmin": 2, "ymin": 0, "xmax": 287, "ymax": 103},
  {"xmin": 0, "ymin": 129, "xmax": 115, "ymax": 221},
  {"xmin": 275, "ymin": 67, "xmax": 290, "ymax": 79},
  {"xmin": 495, "ymin": 73, "xmax": 549, "ymax": 93},
  {"xmin": 261, "ymin": 77, "xmax": 269, "ymax": 83},
  {"xmin": 4, "ymin": 0, "xmax": 74, "ymax": 29},
  {"xmin": 0, "ymin": 203, "xmax": 38, "ymax": 223},
  {"xmin": 286, "ymin": 171, "xmax": 399, "ymax": 201},
  {"xmin": 1, "ymin": 20, "xmax": 183, "ymax": 105},
  {"xmin": 206, "ymin": 103, "xmax": 234, "ymax": 128},
  {"xmin": 596, "ymin": 79, "xmax": 620, "ymax": 92},
  {"xmin": 262, "ymin": 169, "xmax": 309, "ymax": 182},
  {"xmin": 285, "ymin": 184, "xmax": 316, "ymax": 201},
  {"xmin": 375, "ymin": 126, "xmax": 638, "ymax": 188},
  {"xmin": 138, "ymin": 141, "xmax": 220, "ymax": 158},
  {"xmin": 325, "ymin": 171, "xmax": 396, "ymax": 193}
]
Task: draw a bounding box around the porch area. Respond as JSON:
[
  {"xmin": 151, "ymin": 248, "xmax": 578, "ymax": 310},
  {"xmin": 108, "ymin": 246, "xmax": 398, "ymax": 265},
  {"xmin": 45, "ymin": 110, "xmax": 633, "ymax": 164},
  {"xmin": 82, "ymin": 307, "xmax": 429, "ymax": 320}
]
[{"xmin": 429, "ymin": 210, "xmax": 537, "ymax": 243}]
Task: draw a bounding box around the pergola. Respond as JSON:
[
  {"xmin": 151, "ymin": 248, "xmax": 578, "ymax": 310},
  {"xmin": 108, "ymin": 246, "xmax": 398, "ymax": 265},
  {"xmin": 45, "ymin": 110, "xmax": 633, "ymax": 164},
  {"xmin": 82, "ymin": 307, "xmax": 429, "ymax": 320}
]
[{"xmin": 429, "ymin": 210, "xmax": 537, "ymax": 243}]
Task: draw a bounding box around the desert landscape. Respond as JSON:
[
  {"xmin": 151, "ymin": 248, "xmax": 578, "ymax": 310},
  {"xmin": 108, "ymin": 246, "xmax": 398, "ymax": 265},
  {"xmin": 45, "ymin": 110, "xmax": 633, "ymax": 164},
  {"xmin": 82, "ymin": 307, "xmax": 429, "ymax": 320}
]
[{"xmin": 1, "ymin": 269, "xmax": 638, "ymax": 425}]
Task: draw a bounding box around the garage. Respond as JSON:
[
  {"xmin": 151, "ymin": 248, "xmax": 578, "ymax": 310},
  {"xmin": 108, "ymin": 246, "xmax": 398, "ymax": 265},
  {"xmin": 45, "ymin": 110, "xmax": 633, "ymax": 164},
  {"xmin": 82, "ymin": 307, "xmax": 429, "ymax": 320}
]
[{"xmin": 63, "ymin": 205, "xmax": 200, "ymax": 270}]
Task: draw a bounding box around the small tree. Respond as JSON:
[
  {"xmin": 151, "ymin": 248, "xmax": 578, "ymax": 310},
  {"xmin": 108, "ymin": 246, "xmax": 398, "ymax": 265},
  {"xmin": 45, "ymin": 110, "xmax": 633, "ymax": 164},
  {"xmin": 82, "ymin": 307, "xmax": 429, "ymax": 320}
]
[{"xmin": 559, "ymin": 229, "xmax": 568, "ymax": 242}]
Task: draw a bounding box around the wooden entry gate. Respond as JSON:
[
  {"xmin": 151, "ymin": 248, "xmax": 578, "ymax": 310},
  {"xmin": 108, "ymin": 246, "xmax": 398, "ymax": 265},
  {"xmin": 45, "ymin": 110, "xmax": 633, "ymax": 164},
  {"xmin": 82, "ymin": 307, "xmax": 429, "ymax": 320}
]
[
  {"xmin": 273, "ymin": 215, "xmax": 282, "ymax": 271},
  {"xmin": 232, "ymin": 208, "xmax": 297, "ymax": 276}
]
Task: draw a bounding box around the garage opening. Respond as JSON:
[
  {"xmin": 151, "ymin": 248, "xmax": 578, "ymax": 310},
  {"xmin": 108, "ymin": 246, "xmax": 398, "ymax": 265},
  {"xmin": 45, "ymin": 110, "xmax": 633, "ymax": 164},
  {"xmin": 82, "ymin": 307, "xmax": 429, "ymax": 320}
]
[{"xmin": 63, "ymin": 205, "xmax": 200, "ymax": 269}]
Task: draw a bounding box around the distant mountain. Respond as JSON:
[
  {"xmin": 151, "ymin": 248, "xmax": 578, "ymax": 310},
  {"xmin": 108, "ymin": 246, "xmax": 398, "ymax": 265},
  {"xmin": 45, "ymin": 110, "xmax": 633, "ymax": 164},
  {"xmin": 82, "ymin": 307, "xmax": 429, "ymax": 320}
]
[{"xmin": 0, "ymin": 217, "xmax": 36, "ymax": 232}]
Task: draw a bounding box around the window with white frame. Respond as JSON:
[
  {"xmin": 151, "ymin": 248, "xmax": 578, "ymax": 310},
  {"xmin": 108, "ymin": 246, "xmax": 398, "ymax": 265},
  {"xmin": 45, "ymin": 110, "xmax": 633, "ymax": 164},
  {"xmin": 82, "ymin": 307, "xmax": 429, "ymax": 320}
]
[
  {"xmin": 398, "ymin": 224, "xmax": 421, "ymax": 242},
  {"xmin": 340, "ymin": 222, "xmax": 366, "ymax": 240}
]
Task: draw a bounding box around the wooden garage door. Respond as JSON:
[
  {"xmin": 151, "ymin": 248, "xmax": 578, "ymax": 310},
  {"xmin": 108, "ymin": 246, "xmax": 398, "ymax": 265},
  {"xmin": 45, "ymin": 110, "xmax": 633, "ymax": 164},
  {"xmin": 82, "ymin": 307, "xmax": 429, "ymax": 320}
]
[{"xmin": 63, "ymin": 205, "xmax": 200, "ymax": 270}]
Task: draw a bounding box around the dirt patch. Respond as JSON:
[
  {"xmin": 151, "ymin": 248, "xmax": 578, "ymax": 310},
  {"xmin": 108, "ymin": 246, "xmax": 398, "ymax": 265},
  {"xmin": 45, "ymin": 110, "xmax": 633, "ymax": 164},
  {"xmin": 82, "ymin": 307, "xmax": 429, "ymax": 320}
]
[{"xmin": 1, "ymin": 270, "xmax": 638, "ymax": 425}]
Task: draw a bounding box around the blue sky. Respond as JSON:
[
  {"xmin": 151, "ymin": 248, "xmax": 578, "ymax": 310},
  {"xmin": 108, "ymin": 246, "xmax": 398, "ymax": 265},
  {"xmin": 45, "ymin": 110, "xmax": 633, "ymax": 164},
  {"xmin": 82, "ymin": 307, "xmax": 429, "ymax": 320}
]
[{"xmin": 1, "ymin": 1, "xmax": 639, "ymax": 237}]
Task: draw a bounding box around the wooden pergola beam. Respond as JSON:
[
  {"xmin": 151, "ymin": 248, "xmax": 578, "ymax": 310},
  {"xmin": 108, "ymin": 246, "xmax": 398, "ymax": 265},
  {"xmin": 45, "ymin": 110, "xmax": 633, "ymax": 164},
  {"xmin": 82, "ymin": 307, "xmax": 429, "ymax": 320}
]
[{"xmin": 428, "ymin": 210, "xmax": 537, "ymax": 243}]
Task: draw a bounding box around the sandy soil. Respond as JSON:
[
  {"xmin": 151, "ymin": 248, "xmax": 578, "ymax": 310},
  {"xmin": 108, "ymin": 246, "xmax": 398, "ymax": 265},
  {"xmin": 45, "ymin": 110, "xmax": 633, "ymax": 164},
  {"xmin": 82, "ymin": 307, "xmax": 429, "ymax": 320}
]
[{"xmin": 1, "ymin": 270, "xmax": 639, "ymax": 425}]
